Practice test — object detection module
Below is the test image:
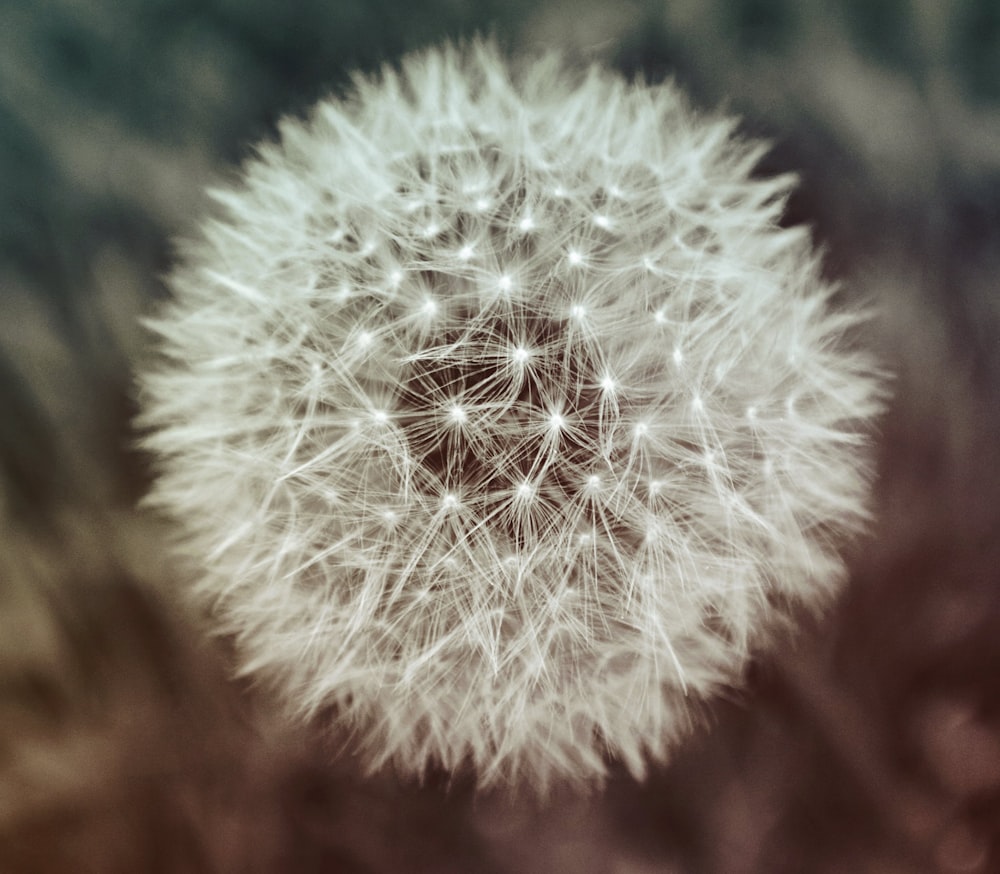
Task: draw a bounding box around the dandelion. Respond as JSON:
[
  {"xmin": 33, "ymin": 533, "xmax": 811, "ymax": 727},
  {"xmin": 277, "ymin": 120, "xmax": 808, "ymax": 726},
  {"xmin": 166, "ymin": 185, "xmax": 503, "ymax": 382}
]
[{"xmin": 137, "ymin": 41, "xmax": 884, "ymax": 791}]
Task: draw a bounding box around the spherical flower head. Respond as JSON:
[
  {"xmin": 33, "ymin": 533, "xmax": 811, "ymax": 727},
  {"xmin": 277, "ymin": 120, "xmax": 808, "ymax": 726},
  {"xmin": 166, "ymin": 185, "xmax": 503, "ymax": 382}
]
[{"xmin": 138, "ymin": 41, "xmax": 884, "ymax": 791}]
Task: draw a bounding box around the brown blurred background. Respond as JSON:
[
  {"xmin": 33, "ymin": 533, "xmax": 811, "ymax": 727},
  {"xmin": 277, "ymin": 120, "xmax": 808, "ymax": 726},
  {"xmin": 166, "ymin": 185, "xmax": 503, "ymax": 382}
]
[{"xmin": 2, "ymin": 1, "xmax": 999, "ymax": 871}]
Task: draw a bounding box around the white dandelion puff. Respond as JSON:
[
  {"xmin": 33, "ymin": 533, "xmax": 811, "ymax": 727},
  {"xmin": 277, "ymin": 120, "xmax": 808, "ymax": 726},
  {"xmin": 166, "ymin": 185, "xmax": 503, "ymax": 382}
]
[{"xmin": 137, "ymin": 41, "xmax": 885, "ymax": 791}]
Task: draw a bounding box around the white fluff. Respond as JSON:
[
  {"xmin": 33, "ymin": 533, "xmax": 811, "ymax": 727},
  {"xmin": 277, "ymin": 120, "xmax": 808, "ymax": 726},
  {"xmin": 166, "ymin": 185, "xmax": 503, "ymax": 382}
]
[{"xmin": 137, "ymin": 41, "xmax": 884, "ymax": 790}]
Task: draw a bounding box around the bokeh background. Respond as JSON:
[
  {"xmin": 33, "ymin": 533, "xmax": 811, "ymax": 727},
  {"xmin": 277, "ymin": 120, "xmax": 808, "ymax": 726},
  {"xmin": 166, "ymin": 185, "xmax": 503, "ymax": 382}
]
[{"xmin": 2, "ymin": 1, "xmax": 999, "ymax": 871}]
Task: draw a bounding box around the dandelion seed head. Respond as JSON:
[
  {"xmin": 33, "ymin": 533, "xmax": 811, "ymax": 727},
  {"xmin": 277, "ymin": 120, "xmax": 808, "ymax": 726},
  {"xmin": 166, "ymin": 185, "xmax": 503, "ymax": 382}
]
[{"xmin": 139, "ymin": 41, "xmax": 885, "ymax": 792}]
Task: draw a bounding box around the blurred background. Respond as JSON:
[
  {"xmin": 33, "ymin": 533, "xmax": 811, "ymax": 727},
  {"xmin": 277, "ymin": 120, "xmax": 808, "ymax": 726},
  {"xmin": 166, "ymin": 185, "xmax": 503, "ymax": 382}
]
[{"xmin": 2, "ymin": 1, "xmax": 999, "ymax": 871}]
